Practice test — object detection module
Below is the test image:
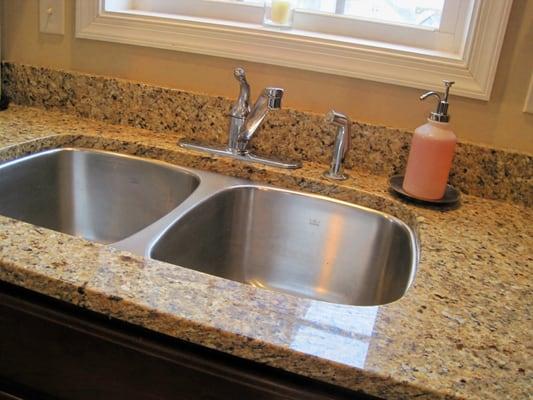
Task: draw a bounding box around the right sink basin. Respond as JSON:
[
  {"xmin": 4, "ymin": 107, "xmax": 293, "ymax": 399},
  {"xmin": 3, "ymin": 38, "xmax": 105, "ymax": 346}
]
[{"xmin": 150, "ymin": 185, "xmax": 418, "ymax": 306}]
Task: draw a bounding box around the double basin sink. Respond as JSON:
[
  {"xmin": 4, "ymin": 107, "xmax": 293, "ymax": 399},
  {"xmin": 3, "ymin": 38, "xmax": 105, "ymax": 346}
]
[{"xmin": 0, "ymin": 148, "xmax": 418, "ymax": 306}]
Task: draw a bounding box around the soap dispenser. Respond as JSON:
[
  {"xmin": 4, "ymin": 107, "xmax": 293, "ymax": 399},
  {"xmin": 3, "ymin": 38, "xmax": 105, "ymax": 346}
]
[{"xmin": 402, "ymin": 81, "xmax": 457, "ymax": 201}]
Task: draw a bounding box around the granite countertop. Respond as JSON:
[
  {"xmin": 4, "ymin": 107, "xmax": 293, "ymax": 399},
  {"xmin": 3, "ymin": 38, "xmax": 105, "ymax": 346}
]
[{"xmin": 0, "ymin": 105, "xmax": 531, "ymax": 400}]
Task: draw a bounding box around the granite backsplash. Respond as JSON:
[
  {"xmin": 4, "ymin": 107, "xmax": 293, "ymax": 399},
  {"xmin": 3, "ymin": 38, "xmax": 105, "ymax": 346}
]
[{"xmin": 2, "ymin": 62, "xmax": 531, "ymax": 206}]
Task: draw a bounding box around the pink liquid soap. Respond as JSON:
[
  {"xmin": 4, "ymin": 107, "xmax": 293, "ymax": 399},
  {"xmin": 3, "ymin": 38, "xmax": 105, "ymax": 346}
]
[{"xmin": 403, "ymin": 119, "xmax": 456, "ymax": 200}]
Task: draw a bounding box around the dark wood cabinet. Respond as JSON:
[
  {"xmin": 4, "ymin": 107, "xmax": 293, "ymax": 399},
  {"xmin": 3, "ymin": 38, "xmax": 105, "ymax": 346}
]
[{"xmin": 0, "ymin": 283, "xmax": 377, "ymax": 400}]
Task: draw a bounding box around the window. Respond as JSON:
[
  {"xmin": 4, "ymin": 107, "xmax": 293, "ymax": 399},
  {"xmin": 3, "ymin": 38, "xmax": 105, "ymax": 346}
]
[
  {"xmin": 177, "ymin": 0, "xmax": 447, "ymax": 28},
  {"xmin": 76, "ymin": 0, "xmax": 513, "ymax": 100}
]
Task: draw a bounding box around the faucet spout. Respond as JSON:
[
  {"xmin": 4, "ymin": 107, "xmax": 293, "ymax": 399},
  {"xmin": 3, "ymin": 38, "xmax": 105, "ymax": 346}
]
[{"xmin": 236, "ymin": 87, "xmax": 284, "ymax": 153}]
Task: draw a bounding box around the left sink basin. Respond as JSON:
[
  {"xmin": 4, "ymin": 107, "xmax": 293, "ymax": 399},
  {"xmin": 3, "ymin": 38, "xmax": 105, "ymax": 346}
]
[{"xmin": 0, "ymin": 148, "xmax": 199, "ymax": 244}]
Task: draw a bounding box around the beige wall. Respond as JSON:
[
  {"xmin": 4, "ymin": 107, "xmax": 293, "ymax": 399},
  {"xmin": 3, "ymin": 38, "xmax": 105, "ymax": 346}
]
[{"xmin": 2, "ymin": 0, "xmax": 532, "ymax": 153}]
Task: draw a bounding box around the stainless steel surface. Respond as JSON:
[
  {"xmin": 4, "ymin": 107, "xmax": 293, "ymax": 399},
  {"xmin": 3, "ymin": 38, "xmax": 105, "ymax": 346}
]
[
  {"xmin": 1, "ymin": 147, "xmax": 418, "ymax": 306},
  {"xmin": 179, "ymin": 141, "xmax": 302, "ymax": 169},
  {"xmin": 180, "ymin": 67, "xmax": 301, "ymax": 169},
  {"xmin": 323, "ymin": 110, "xmax": 351, "ymax": 181},
  {"xmin": 150, "ymin": 186, "xmax": 418, "ymax": 306},
  {"xmin": 0, "ymin": 148, "xmax": 199, "ymax": 244},
  {"xmin": 421, "ymin": 80, "xmax": 455, "ymax": 123}
]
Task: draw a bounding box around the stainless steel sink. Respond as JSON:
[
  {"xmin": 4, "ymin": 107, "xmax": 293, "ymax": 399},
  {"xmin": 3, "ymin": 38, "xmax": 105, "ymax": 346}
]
[
  {"xmin": 150, "ymin": 186, "xmax": 418, "ymax": 306},
  {"xmin": 0, "ymin": 148, "xmax": 199, "ymax": 244},
  {"xmin": 0, "ymin": 146, "xmax": 418, "ymax": 306}
]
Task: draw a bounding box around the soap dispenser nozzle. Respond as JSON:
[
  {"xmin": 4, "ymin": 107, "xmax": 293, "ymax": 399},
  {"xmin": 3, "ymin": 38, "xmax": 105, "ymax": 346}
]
[{"xmin": 420, "ymin": 80, "xmax": 454, "ymax": 123}]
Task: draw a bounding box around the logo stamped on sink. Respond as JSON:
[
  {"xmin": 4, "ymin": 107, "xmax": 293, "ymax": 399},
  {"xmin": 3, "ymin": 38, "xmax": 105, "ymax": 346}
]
[{"xmin": 309, "ymin": 218, "xmax": 321, "ymax": 227}]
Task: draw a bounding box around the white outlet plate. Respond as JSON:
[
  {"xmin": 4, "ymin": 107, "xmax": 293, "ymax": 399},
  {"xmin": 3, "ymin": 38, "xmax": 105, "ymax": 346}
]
[
  {"xmin": 523, "ymin": 73, "xmax": 533, "ymax": 114},
  {"xmin": 39, "ymin": 0, "xmax": 65, "ymax": 35}
]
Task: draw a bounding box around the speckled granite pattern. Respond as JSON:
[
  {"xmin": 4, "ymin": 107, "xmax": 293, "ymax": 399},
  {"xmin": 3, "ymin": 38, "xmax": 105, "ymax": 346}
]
[
  {"xmin": 3, "ymin": 62, "xmax": 532, "ymax": 206},
  {"xmin": 0, "ymin": 105, "xmax": 531, "ymax": 400}
]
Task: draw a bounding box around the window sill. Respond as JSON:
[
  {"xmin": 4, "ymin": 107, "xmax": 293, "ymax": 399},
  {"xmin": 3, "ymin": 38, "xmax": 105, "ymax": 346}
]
[{"xmin": 75, "ymin": 0, "xmax": 513, "ymax": 100}]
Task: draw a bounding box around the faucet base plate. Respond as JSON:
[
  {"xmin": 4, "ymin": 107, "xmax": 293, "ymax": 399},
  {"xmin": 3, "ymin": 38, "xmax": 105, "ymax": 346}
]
[{"xmin": 179, "ymin": 140, "xmax": 301, "ymax": 169}]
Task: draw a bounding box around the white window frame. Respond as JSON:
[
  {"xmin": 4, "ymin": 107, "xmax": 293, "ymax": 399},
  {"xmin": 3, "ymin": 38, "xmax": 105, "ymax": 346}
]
[{"xmin": 75, "ymin": 0, "xmax": 513, "ymax": 100}]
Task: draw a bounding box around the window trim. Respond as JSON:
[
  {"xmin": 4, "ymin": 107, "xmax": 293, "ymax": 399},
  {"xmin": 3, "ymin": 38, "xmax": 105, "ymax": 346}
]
[{"xmin": 75, "ymin": 0, "xmax": 513, "ymax": 100}]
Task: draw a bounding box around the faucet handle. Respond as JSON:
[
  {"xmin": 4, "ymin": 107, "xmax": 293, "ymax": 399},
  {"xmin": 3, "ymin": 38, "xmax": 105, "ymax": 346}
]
[
  {"xmin": 231, "ymin": 67, "xmax": 251, "ymax": 118},
  {"xmin": 234, "ymin": 67, "xmax": 248, "ymax": 83}
]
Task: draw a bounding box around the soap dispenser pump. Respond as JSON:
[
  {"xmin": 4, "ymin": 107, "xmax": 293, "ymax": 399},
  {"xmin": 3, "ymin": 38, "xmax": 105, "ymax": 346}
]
[{"xmin": 402, "ymin": 80, "xmax": 457, "ymax": 200}]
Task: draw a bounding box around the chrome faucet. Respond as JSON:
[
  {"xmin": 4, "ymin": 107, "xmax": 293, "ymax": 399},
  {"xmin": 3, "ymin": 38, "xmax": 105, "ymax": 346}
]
[
  {"xmin": 323, "ymin": 110, "xmax": 351, "ymax": 180},
  {"xmin": 228, "ymin": 68, "xmax": 284, "ymax": 154},
  {"xmin": 180, "ymin": 67, "xmax": 300, "ymax": 169}
]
